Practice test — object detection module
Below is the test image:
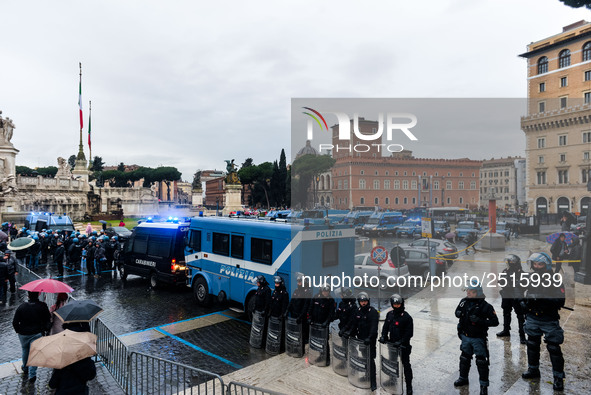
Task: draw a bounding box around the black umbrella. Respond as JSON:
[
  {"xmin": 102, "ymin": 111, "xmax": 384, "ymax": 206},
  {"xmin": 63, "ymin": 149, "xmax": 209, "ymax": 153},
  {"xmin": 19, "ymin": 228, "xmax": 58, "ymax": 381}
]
[
  {"xmin": 54, "ymin": 300, "xmax": 103, "ymax": 323},
  {"xmin": 7, "ymin": 237, "xmax": 35, "ymax": 251},
  {"xmin": 562, "ymin": 211, "xmax": 577, "ymax": 225}
]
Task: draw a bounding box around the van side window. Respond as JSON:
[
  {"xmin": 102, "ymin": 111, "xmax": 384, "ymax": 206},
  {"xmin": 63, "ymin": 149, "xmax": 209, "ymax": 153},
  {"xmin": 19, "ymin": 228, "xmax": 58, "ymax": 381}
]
[
  {"xmin": 188, "ymin": 230, "xmax": 201, "ymax": 252},
  {"xmin": 133, "ymin": 233, "xmax": 148, "ymax": 254},
  {"xmin": 231, "ymin": 235, "xmax": 244, "ymax": 259},
  {"xmin": 147, "ymin": 235, "xmax": 172, "ymax": 257},
  {"xmin": 322, "ymin": 241, "xmax": 338, "ymax": 267},
  {"xmin": 213, "ymin": 233, "xmax": 230, "ymax": 256},
  {"xmin": 251, "ymin": 238, "xmax": 272, "ymax": 265}
]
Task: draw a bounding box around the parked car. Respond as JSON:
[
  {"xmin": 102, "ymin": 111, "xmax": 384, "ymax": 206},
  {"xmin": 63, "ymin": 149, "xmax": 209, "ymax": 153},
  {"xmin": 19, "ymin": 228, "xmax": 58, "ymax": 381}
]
[
  {"xmin": 401, "ymin": 238, "xmax": 458, "ymax": 264},
  {"xmin": 403, "ymin": 248, "xmax": 447, "ymax": 280},
  {"xmin": 354, "ymin": 252, "xmax": 410, "ymax": 289},
  {"xmin": 396, "ymin": 219, "xmax": 422, "ymax": 238},
  {"xmin": 104, "ymin": 226, "xmax": 133, "ymax": 242},
  {"xmin": 455, "ymin": 220, "xmax": 480, "ymax": 239}
]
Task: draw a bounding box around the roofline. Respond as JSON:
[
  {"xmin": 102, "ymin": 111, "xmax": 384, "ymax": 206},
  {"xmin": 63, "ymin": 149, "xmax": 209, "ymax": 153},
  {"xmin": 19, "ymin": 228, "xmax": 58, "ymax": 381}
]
[{"xmin": 519, "ymin": 29, "xmax": 591, "ymax": 59}]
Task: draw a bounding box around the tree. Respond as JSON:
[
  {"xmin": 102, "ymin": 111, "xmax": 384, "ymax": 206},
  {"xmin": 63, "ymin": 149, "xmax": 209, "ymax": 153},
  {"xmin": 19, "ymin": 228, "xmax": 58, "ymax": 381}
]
[
  {"xmin": 68, "ymin": 155, "xmax": 76, "ymax": 169},
  {"xmin": 90, "ymin": 156, "xmax": 104, "ymax": 172},
  {"xmin": 241, "ymin": 158, "xmax": 254, "ymax": 168},
  {"xmin": 291, "ymin": 154, "xmax": 335, "ymax": 208},
  {"xmin": 238, "ymin": 162, "xmax": 273, "ymax": 208},
  {"xmin": 559, "ymin": 0, "xmax": 591, "ymax": 9},
  {"xmin": 117, "ymin": 162, "xmax": 126, "ymax": 172},
  {"xmin": 152, "ymin": 167, "xmax": 182, "ymax": 201},
  {"xmin": 192, "ymin": 170, "xmax": 202, "ymax": 190}
]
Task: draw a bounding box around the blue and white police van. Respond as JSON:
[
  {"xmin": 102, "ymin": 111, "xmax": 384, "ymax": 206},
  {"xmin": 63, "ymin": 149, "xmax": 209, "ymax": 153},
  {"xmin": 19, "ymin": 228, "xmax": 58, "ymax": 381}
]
[
  {"xmin": 184, "ymin": 216, "xmax": 356, "ymax": 317},
  {"xmin": 25, "ymin": 212, "xmax": 75, "ymax": 232}
]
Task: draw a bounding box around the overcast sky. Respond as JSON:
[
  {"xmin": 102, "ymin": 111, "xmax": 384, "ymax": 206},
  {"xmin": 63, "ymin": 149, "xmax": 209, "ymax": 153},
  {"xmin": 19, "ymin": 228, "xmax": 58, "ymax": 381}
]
[{"xmin": 1, "ymin": 0, "xmax": 589, "ymax": 181}]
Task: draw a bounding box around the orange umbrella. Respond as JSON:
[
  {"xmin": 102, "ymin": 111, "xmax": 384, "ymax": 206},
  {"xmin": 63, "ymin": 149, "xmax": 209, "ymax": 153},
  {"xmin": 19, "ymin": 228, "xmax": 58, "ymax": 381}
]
[{"xmin": 26, "ymin": 330, "xmax": 97, "ymax": 369}]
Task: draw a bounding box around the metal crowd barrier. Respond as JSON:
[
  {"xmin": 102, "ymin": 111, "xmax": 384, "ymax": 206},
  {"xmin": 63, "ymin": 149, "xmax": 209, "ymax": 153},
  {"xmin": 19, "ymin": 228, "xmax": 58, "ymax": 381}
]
[
  {"xmin": 226, "ymin": 382, "xmax": 285, "ymax": 395},
  {"xmin": 127, "ymin": 351, "xmax": 225, "ymax": 395},
  {"xmin": 92, "ymin": 318, "xmax": 130, "ymax": 390}
]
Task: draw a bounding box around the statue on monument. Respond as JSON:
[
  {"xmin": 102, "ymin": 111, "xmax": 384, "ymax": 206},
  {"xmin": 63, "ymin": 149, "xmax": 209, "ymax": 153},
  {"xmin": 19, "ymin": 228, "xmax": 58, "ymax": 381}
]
[
  {"xmin": 0, "ymin": 111, "xmax": 15, "ymax": 147},
  {"xmin": 56, "ymin": 157, "xmax": 73, "ymax": 178},
  {"xmin": 224, "ymin": 159, "xmax": 240, "ymax": 185}
]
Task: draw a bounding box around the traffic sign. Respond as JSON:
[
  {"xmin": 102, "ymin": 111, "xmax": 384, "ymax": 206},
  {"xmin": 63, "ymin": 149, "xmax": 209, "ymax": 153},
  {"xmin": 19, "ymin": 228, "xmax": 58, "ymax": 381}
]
[
  {"xmin": 370, "ymin": 246, "xmax": 389, "ymax": 265},
  {"xmin": 421, "ymin": 217, "xmax": 433, "ymax": 238}
]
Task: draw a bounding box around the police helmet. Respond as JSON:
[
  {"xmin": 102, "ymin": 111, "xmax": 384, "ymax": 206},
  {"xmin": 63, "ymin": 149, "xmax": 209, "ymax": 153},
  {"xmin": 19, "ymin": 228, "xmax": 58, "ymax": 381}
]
[
  {"xmin": 112, "ymin": 236, "xmax": 118, "ymax": 241},
  {"xmin": 321, "ymin": 284, "xmax": 331, "ymax": 293},
  {"xmin": 32, "ymin": 235, "xmax": 39, "ymax": 240},
  {"xmin": 390, "ymin": 293, "xmax": 404, "ymax": 308},
  {"xmin": 4, "ymin": 250, "xmax": 11, "ymax": 256},
  {"xmin": 90, "ymin": 236, "xmax": 96, "ymax": 241},
  {"xmin": 527, "ymin": 252, "xmax": 553, "ymax": 272},
  {"xmin": 466, "ymin": 278, "xmax": 484, "ymax": 297},
  {"xmin": 73, "ymin": 238, "xmax": 79, "ymax": 243},
  {"xmin": 341, "ymin": 287, "xmax": 354, "ymax": 299},
  {"xmin": 357, "ymin": 291, "xmax": 370, "ymax": 304},
  {"xmin": 80, "ymin": 234, "xmax": 87, "ymax": 239},
  {"xmin": 92, "ymin": 231, "xmax": 97, "ymax": 235},
  {"xmin": 274, "ymin": 276, "xmax": 284, "ymax": 286},
  {"xmin": 256, "ymin": 275, "xmax": 267, "ymax": 285},
  {"xmin": 504, "ymin": 254, "xmax": 521, "ymax": 268}
]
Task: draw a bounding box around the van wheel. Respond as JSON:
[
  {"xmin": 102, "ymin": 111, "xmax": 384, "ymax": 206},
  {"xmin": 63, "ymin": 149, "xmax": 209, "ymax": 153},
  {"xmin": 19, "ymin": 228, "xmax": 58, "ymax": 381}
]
[
  {"xmin": 150, "ymin": 272, "xmax": 159, "ymax": 289},
  {"xmin": 193, "ymin": 277, "xmax": 212, "ymax": 306}
]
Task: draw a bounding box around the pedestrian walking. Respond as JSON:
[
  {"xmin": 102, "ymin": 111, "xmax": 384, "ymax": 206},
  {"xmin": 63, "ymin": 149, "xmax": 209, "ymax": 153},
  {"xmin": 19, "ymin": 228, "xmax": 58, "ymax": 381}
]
[
  {"xmin": 379, "ymin": 294, "xmax": 414, "ymax": 395},
  {"xmin": 85, "ymin": 223, "xmax": 92, "ymax": 236},
  {"xmin": 49, "ymin": 293, "xmax": 69, "ymax": 335},
  {"xmin": 54, "ymin": 239, "xmax": 65, "ymax": 277},
  {"xmin": 496, "ymin": 254, "xmax": 526, "ymax": 344},
  {"xmin": 4, "ymin": 250, "xmax": 17, "ymax": 293},
  {"xmin": 550, "ymin": 233, "xmax": 568, "ymax": 274},
  {"xmin": 464, "ymin": 232, "xmax": 477, "ymax": 255},
  {"xmin": 454, "ymin": 279, "xmax": 499, "ymax": 395},
  {"xmin": 12, "ymin": 291, "xmax": 51, "ymax": 383},
  {"xmin": 568, "ymin": 237, "xmax": 582, "ymax": 273},
  {"xmin": 94, "ymin": 241, "xmax": 106, "ymax": 277},
  {"xmin": 521, "ymin": 252, "xmax": 567, "ymax": 391}
]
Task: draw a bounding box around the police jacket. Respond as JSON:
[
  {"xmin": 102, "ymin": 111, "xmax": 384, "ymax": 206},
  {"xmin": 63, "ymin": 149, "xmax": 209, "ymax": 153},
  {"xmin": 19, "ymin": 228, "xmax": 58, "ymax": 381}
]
[
  {"xmin": 455, "ymin": 297, "xmax": 498, "ymax": 338},
  {"xmin": 287, "ymin": 286, "xmax": 311, "ymax": 320},
  {"xmin": 94, "ymin": 245, "xmax": 106, "ymax": 261},
  {"xmin": 381, "ymin": 308, "xmax": 413, "ymax": 345},
  {"xmin": 12, "ymin": 300, "xmax": 51, "ymax": 335},
  {"xmin": 0, "ymin": 261, "xmax": 7, "ymax": 281},
  {"xmin": 85, "ymin": 245, "xmax": 95, "ymax": 261},
  {"xmin": 30, "ymin": 240, "xmax": 41, "ymax": 255},
  {"xmin": 15, "ymin": 247, "xmax": 28, "ymax": 260},
  {"xmin": 5, "ymin": 255, "xmax": 17, "ymax": 275},
  {"xmin": 335, "ymin": 299, "xmax": 357, "ymax": 330},
  {"xmin": 269, "ymin": 284, "xmax": 289, "ymax": 317},
  {"xmin": 254, "ymin": 284, "xmax": 272, "ymax": 314},
  {"xmin": 345, "ymin": 304, "xmax": 379, "ymax": 342},
  {"xmin": 54, "ymin": 245, "xmax": 65, "ymax": 264},
  {"xmin": 307, "ymin": 293, "xmax": 335, "ymax": 326},
  {"xmin": 521, "ymin": 270, "xmax": 565, "ymax": 321},
  {"xmin": 68, "ymin": 243, "xmax": 82, "ymax": 262},
  {"xmin": 40, "ymin": 236, "xmax": 50, "ymax": 251},
  {"xmin": 499, "ymin": 267, "xmax": 526, "ymax": 300}
]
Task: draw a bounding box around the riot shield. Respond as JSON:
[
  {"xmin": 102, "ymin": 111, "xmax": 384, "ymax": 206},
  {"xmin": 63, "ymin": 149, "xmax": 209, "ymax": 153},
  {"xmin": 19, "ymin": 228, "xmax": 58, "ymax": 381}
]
[
  {"xmin": 249, "ymin": 311, "xmax": 265, "ymax": 349},
  {"xmin": 347, "ymin": 337, "xmax": 371, "ymax": 389},
  {"xmin": 380, "ymin": 342, "xmax": 403, "ymax": 394},
  {"xmin": 308, "ymin": 323, "xmax": 329, "ymax": 366},
  {"xmin": 330, "ymin": 323, "xmax": 348, "ymax": 376},
  {"xmin": 265, "ymin": 316, "xmax": 283, "ymax": 355},
  {"xmin": 285, "ymin": 317, "xmax": 303, "ymax": 358}
]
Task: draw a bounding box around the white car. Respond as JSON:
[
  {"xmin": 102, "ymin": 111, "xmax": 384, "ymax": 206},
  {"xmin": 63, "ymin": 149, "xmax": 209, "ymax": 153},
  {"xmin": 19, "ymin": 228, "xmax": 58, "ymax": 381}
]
[{"xmin": 354, "ymin": 253, "xmax": 410, "ymax": 289}]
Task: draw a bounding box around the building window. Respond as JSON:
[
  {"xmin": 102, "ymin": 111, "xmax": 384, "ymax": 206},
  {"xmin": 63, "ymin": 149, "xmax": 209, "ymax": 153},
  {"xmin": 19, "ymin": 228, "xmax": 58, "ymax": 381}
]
[
  {"xmin": 539, "ymin": 101, "xmax": 545, "ymax": 113},
  {"xmin": 446, "ymin": 181, "xmax": 452, "ymax": 190},
  {"xmin": 375, "ymin": 171, "xmax": 378, "ymax": 176},
  {"xmin": 459, "ymin": 197, "xmax": 463, "ymax": 204},
  {"xmin": 385, "ymin": 171, "xmax": 389, "ymax": 176},
  {"xmin": 538, "ymin": 56, "xmax": 548, "ymax": 74},
  {"xmin": 403, "ymin": 180, "xmax": 409, "ymax": 190},
  {"xmin": 435, "ymin": 172, "xmax": 438, "ymax": 176},
  {"xmin": 423, "ymin": 172, "xmax": 427, "ymax": 176},
  {"xmin": 560, "ymin": 153, "xmax": 566, "ymax": 162},
  {"xmin": 359, "ymin": 179, "xmax": 366, "ymax": 189},
  {"xmin": 584, "ymin": 42, "xmax": 591, "ymax": 62},
  {"xmin": 360, "ymin": 197, "xmax": 365, "ymax": 205},
  {"xmin": 539, "ymin": 82, "xmax": 545, "ymax": 92},
  {"xmin": 384, "ymin": 180, "xmax": 390, "ymax": 189},
  {"xmin": 583, "ymin": 169, "xmax": 589, "ymax": 183},
  {"xmin": 433, "ymin": 180, "xmax": 439, "ymax": 190},
  {"xmin": 447, "ymin": 197, "xmax": 451, "ymax": 204},
  {"xmin": 558, "ymin": 170, "xmax": 569, "ymax": 184},
  {"xmin": 560, "ymin": 76, "xmax": 567, "ymax": 87},
  {"xmin": 412, "ymin": 172, "xmax": 416, "ymax": 176},
  {"xmin": 403, "ymin": 197, "xmax": 408, "ymax": 204},
  {"xmin": 447, "ymin": 172, "xmax": 451, "ymax": 176},
  {"xmin": 586, "ymin": 70, "xmax": 591, "ymax": 81},
  {"xmin": 375, "ymin": 197, "xmax": 379, "ymax": 205},
  {"xmin": 373, "ymin": 180, "xmax": 380, "ymax": 190},
  {"xmin": 470, "ymin": 181, "xmax": 476, "ymax": 189},
  {"xmin": 404, "ymin": 171, "xmax": 407, "ymax": 176},
  {"xmin": 586, "ymin": 92, "xmax": 591, "ymax": 104},
  {"xmin": 337, "ymin": 180, "xmax": 342, "ymax": 190},
  {"xmin": 539, "ymin": 156, "xmax": 544, "ymax": 164},
  {"xmin": 385, "ymin": 197, "xmax": 389, "ymax": 205},
  {"xmin": 583, "ymin": 132, "xmax": 591, "ymax": 143},
  {"xmin": 559, "ymin": 49, "xmax": 571, "ymax": 68},
  {"xmin": 394, "ymin": 180, "xmax": 400, "ymax": 190},
  {"xmin": 537, "ymin": 138, "xmax": 545, "ymax": 148},
  {"xmin": 411, "ymin": 180, "xmax": 417, "ymax": 190},
  {"xmin": 560, "ymin": 97, "xmax": 567, "ymax": 109},
  {"xmin": 360, "ymin": 170, "xmax": 364, "ymax": 175},
  {"xmin": 537, "ymin": 171, "xmax": 546, "ymax": 185},
  {"xmin": 559, "ymin": 135, "xmax": 567, "ymax": 146},
  {"xmin": 459, "ymin": 172, "xmax": 463, "ymax": 177},
  {"xmin": 395, "ymin": 171, "xmax": 399, "ymax": 176},
  {"xmin": 458, "ymin": 181, "xmax": 464, "ymax": 189},
  {"xmin": 412, "ymin": 197, "xmax": 416, "ymax": 205},
  {"xmin": 343, "ymin": 180, "xmax": 348, "ymax": 189},
  {"xmin": 395, "ymin": 197, "xmax": 399, "ymax": 204},
  {"xmin": 585, "ymin": 151, "xmax": 590, "ymax": 160},
  {"xmin": 434, "ymin": 197, "xmax": 438, "ymax": 204}
]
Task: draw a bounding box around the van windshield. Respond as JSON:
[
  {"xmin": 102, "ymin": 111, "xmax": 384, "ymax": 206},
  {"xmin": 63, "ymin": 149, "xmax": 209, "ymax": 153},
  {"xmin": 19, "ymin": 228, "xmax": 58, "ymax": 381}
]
[{"xmin": 367, "ymin": 218, "xmax": 380, "ymax": 224}]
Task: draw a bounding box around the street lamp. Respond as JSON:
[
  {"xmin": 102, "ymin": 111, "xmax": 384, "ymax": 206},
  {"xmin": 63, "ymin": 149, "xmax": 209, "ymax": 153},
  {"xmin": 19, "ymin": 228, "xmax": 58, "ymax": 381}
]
[{"xmin": 315, "ymin": 176, "xmax": 320, "ymax": 208}]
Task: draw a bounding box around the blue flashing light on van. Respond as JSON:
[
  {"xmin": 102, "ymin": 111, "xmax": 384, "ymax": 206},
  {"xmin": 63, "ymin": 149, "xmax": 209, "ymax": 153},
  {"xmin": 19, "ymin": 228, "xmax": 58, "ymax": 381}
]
[
  {"xmin": 362, "ymin": 212, "xmax": 405, "ymax": 236},
  {"xmin": 184, "ymin": 216, "xmax": 356, "ymax": 318}
]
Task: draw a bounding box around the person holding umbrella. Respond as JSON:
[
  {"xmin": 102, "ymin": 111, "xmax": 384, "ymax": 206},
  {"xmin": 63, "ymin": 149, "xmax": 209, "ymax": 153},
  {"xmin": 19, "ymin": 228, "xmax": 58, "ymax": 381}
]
[
  {"xmin": 49, "ymin": 293, "xmax": 69, "ymax": 335},
  {"xmin": 550, "ymin": 233, "xmax": 569, "ymax": 274},
  {"xmin": 12, "ymin": 291, "xmax": 51, "ymax": 383}
]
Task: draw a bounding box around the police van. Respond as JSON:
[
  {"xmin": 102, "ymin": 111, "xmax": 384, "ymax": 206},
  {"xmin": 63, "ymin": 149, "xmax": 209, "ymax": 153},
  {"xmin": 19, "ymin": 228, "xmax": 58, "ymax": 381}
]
[
  {"xmin": 184, "ymin": 216, "xmax": 356, "ymax": 317},
  {"xmin": 25, "ymin": 212, "xmax": 75, "ymax": 232},
  {"xmin": 119, "ymin": 221, "xmax": 189, "ymax": 288}
]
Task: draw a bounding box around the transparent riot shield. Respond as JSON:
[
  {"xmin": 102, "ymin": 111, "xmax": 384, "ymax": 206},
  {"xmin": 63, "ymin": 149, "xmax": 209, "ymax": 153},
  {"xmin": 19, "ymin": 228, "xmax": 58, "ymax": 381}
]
[
  {"xmin": 285, "ymin": 317, "xmax": 303, "ymax": 358},
  {"xmin": 380, "ymin": 342, "xmax": 403, "ymax": 395},
  {"xmin": 330, "ymin": 323, "xmax": 348, "ymax": 376},
  {"xmin": 347, "ymin": 337, "xmax": 371, "ymax": 389},
  {"xmin": 265, "ymin": 316, "xmax": 283, "ymax": 355},
  {"xmin": 308, "ymin": 323, "xmax": 328, "ymax": 366},
  {"xmin": 249, "ymin": 311, "xmax": 265, "ymax": 349}
]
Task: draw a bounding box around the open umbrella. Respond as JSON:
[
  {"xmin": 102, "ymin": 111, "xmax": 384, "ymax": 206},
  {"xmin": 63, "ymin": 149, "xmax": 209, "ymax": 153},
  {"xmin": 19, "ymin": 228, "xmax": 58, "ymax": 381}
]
[
  {"xmin": 26, "ymin": 329, "xmax": 97, "ymax": 369},
  {"xmin": 0, "ymin": 230, "xmax": 8, "ymax": 242},
  {"xmin": 546, "ymin": 231, "xmax": 577, "ymax": 245},
  {"xmin": 20, "ymin": 279, "xmax": 74, "ymax": 293},
  {"xmin": 7, "ymin": 237, "xmax": 35, "ymax": 251},
  {"xmin": 54, "ymin": 300, "xmax": 103, "ymax": 323}
]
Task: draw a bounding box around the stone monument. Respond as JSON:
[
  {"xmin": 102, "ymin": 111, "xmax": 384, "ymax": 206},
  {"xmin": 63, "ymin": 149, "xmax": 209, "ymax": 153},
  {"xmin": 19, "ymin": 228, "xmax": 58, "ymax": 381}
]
[
  {"xmin": 222, "ymin": 159, "xmax": 242, "ymax": 215},
  {"xmin": 0, "ymin": 112, "xmax": 19, "ymax": 197}
]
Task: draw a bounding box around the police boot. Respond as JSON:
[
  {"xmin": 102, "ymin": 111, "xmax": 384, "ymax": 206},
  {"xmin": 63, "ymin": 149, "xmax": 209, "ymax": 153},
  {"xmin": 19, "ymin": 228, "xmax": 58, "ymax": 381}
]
[
  {"xmin": 553, "ymin": 377, "xmax": 564, "ymax": 391},
  {"xmin": 454, "ymin": 353, "xmax": 471, "ymax": 387},
  {"xmin": 519, "ymin": 333, "xmax": 526, "ymax": 345},
  {"xmin": 522, "ymin": 336, "xmax": 541, "ymax": 379},
  {"xmin": 496, "ymin": 329, "xmax": 510, "ymax": 337},
  {"xmin": 521, "ymin": 368, "xmax": 540, "ymax": 379},
  {"xmin": 480, "ymin": 385, "xmax": 488, "ymax": 395},
  {"xmin": 475, "ymin": 356, "xmax": 489, "ymax": 392}
]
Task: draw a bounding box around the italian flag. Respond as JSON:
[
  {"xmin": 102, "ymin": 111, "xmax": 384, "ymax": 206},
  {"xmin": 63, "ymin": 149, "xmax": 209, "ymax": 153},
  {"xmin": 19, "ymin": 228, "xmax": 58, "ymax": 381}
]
[{"xmin": 78, "ymin": 79, "xmax": 83, "ymax": 130}]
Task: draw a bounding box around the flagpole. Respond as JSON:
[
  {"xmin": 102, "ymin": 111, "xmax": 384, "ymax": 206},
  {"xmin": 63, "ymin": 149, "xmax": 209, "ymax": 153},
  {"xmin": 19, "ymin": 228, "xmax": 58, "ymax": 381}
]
[
  {"xmin": 76, "ymin": 62, "xmax": 86, "ymax": 163},
  {"xmin": 88, "ymin": 100, "xmax": 92, "ymax": 170}
]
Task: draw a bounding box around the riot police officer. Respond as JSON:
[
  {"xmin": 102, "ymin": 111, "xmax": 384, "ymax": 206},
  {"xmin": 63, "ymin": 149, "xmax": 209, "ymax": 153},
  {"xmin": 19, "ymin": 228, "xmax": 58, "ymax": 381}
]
[
  {"xmin": 287, "ymin": 273, "xmax": 312, "ymax": 341},
  {"xmin": 496, "ymin": 254, "xmax": 526, "ymax": 343},
  {"xmin": 269, "ymin": 276, "xmax": 289, "ymax": 318},
  {"xmin": 379, "ymin": 294, "xmax": 414, "ymax": 395},
  {"xmin": 254, "ymin": 275, "xmax": 272, "ymax": 316},
  {"xmin": 342, "ymin": 292, "xmax": 379, "ymax": 391},
  {"xmin": 336, "ymin": 287, "xmax": 357, "ymax": 332},
  {"xmin": 307, "ymin": 284, "xmax": 335, "ymax": 364},
  {"xmin": 521, "ymin": 252, "xmax": 566, "ymax": 391},
  {"xmin": 454, "ymin": 280, "xmax": 498, "ymax": 395}
]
